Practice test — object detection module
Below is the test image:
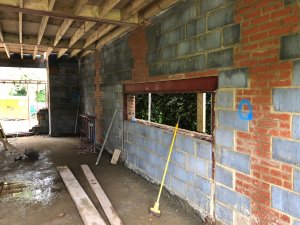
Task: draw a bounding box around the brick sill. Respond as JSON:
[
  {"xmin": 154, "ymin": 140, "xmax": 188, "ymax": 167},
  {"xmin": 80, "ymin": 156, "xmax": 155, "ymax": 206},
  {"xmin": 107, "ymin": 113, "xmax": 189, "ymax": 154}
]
[{"xmin": 133, "ymin": 119, "xmax": 213, "ymax": 143}]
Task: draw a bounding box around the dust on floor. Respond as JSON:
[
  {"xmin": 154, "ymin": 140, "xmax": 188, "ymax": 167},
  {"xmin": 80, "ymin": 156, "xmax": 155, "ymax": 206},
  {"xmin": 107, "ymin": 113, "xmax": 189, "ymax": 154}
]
[{"xmin": 0, "ymin": 136, "xmax": 205, "ymax": 225}]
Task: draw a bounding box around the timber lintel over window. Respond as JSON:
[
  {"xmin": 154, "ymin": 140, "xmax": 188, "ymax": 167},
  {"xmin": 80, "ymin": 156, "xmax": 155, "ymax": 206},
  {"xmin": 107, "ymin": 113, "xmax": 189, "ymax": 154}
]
[{"xmin": 123, "ymin": 76, "xmax": 218, "ymax": 93}]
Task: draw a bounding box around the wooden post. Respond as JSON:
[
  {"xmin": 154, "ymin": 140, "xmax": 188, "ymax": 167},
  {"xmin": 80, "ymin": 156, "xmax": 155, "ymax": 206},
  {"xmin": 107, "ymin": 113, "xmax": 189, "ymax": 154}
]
[{"xmin": 197, "ymin": 93, "xmax": 206, "ymax": 133}]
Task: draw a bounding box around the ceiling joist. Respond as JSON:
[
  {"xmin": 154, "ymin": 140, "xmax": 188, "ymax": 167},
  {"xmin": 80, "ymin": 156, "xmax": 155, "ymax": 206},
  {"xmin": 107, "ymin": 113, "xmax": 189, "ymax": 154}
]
[{"xmin": 0, "ymin": 25, "xmax": 10, "ymax": 58}]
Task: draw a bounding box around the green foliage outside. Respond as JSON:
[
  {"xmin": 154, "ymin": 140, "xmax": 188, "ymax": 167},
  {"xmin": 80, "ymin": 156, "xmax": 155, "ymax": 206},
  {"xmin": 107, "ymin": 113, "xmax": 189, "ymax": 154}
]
[
  {"xmin": 36, "ymin": 90, "xmax": 46, "ymax": 102},
  {"xmin": 135, "ymin": 93, "xmax": 212, "ymax": 134},
  {"xmin": 9, "ymin": 74, "xmax": 28, "ymax": 96}
]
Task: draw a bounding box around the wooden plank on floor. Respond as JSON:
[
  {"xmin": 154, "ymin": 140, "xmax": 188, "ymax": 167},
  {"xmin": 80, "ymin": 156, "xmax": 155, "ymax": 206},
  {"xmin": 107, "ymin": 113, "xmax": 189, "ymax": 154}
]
[
  {"xmin": 81, "ymin": 164, "xmax": 124, "ymax": 225},
  {"xmin": 57, "ymin": 166, "xmax": 107, "ymax": 225},
  {"xmin": 111, "ymin": 149, "xmax": 121, "ymax": 164}
]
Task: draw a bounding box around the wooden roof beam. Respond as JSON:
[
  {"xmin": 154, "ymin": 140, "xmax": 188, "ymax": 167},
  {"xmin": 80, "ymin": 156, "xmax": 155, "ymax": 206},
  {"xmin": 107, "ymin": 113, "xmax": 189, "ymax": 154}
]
[
  {"xmin": 96, "ymin": 26, "xmax": 132, "ymax": 49},
  {"xmin": 57, "ymin": 48, "xmax": 68, "ymax": 59},
  {"xmin": 69, "ymin": 49, "xmax": 81, "ymax": 58},
  {"xmin": 33, "ymin": 45, "xmax": 38, "ymax": 59},
  {"xmin": 54, "ymin": 18, "xmax": 74, "ymax": 46},
  {"xmin": 0, "ymin": 3, "xmax": 138, "ymax": 26},
  {"xmin": 0, "ymin": 26, "xmax": 10, "ymax": 58},
  {"xmin": 45, "ymin": 47, "xmax": 53, "ymax": 60},
  {"xmin": 69, "ymin": 21, "xmax": 96, "ymax": 47},
  {"xmin": 98, "ymin": 0, "xmax": 121, "ymax": 18},
  {"xmin": 84, "ymin": 24, "xmax": 116, "ymax": 48},
  {"xmin": 37, "ymin": 0, "xmax": 56, "ymax": 45}
]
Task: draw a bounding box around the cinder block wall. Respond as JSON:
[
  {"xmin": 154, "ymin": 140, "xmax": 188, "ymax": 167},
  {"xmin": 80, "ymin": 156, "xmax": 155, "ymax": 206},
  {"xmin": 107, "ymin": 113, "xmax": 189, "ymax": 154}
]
[
  {"xmin": 48, "ymin": 55, "xmax": 80, "ymax": 136},
  {"xmin": 80, "ymin": 54, "xmax": 96, "ymax": 116},
  {"xmin": 80, "ymin": 0, "xmax": 300, "ymax": 224}
]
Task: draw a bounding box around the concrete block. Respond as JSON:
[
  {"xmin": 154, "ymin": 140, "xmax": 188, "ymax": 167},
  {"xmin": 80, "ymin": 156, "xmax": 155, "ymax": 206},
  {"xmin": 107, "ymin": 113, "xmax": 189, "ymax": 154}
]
[
  {"xmin": 170, "ymin": 176, "xmax": 187, "ymax": 196},
  {"xmin": 155, "ymin": 143, "xmax": 169, "ymax": 158},
  {"xmin": 175, "ymin": 134, "xmax": 195, "ymax": 154},
  {"xmin": 215, "ymin": 165, "xmax": 233, "ymax": 188},
  {"xmin": 280, "ymin": 33, "xmax": 300, "ymax": 60},
  {"xmin": 215, "ymin": 202, "xmax": 233, "ymax": 225},
  {"xmin": 177, "ymin": 2, "xmax": 197, "ymax": 25},
  {"xmin": 187, "ymin": 17, "xmax": 206, "ymax": 38},
  {"xmin": 178, "ymin": 39, "xmax": 197, "ymax": 56},
  {"xmin": 149, "ymin": 153, "xmax": 165, "ymax": 169},
  {"xmin": 272, "ymin": 138, "xmax": 300, "ymax": 167},
  {"xmin": 169, "ymin": 163, "xmax": 195, "ymax": 185},
  {"xmin": 216, "ymin": 128, "xmax": 234, "ymax": 148},
  {"xmin": 219, "ymin": 68, "xmax": 248, "ymax": 88},
  {"xmin": 272, "ymin": 186, "xmax": 300, "ymax": 218},
  {"xmin": 217, "ymin": 148, "xmax": 250, "ymax": 174},
  {"xmin": 187, "ymin": 155, "xmax": 208, "ymax": 177},
  {"xmin": 196, "ymin": 141, "xmax": 212, "ymax": 160},
  {"xmin": 207, "ymin": 5, "xmax": 234, "ymax": 30},
  {"xmin": 208, "ymin": 48, "xmax": 233, "ymax": 69},
  {"xmin": 223, "ymin": 24, "xmax": 240, "ymax": 46},
  {"xmin": 200, "ymin": 0, "xmax": 226, "ymax": 14},
  {"xmin": 218, "ymin": 110, "xmax": 249, "ymax": 131},
  {"xmin": 198, "ymin": 31, "xmax": 221, "ymax": 52},
  {"xmin": 167, "ymin": 26, "xmax": 185, "ymax": 45},
  {"xmin": 215, "ymin": 185, "xmax": 250, "ymax": 215},
  {"xmin": 124, "ymin": 141, "xmax": 136, "ymax": 154},
  {"xmin": 216, "ymin": 90, "xmax": 234, "ymax": 108},
  {"xmin": 194, "ymin": 189, "xmax": 210, "ymax": 212},
  {"xmin": 137, "ymin": 159, "xmax": 157, "ymax": 179},
  {"xmin": 194, "ymin": 175, "xmax": 211, "ymax": 195},
  {"xmin": 161, "ymin": 45, "xmax": 177, "ymax": 60},
  {"xmin": 126, "ymin": 152, "xmax": 136, "ymax": 166},
  {"xmin": 161, "ymin": 14, "xmax": 177, "ymax": 32},
  {"xmin": 273, "ymin": 88, "xmax": 300, "ymax": 112},
  {"xmin": 294, "ymin": 169, "xmax": 300, "ymax": 193},
  {"xmin": 293, "ymin": 60, "xmax": 300, "ymax": 85},
  {"xmin": 171, "ymin": 150, "xmax": 186, "ymax": 166},
  {"xmin": 293, "ymin": 115, "xmax": 300, "ymax": 140},
  {"xmin": 138, "ymin": 148, "xmax": 150, "ymax": 161},
  {"xmin": 188, "ymin": 54, "xmax": 207, "ymax": 71}
]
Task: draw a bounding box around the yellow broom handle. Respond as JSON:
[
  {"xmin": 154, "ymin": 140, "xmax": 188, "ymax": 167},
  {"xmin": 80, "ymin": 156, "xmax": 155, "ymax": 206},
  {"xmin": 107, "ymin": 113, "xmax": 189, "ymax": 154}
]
[{"xmin": 156, "ymin": 117, "xmax": 180, "ymax": 203}]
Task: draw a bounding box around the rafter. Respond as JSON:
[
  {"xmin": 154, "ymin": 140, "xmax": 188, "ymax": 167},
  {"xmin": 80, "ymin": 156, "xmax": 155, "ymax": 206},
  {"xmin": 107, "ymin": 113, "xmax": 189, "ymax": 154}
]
[
  {"xmin": 74, "ymin": 0, "xmax": 88, "ymax": 15},
  {"xmin": 69, "ymin": 49, "xmax": 81, "ymax": 58},
  {"xmin": 0, "ymin": 3, "xmax": 138, "ymax": 26},
  {"xmin": 98, "ymin": 0, "xmax": 121, "ymax": 18},
  {"xmin": 0, "ymin": 26, "xmax": 10, "ymax": 58},
  {"xmin": 140, "ymin": 0, "xmax": 179, "ymax": 20},
  {"xmin": 3, "ymin": 32, "xmax": 96, "ymax": 50},
  {"xmin": 57, "ymin": 48, "xmax": 68, "ymax": 59},
  {"xmin": 121, "ymin": 0, "xmax": 154, "ymax": 19},
  {"xmin": 33, "ymin": 45, "xmax": 38, "ymax": 59},
  {"xmin": 37, "ymin": 0, "xmax": 56, "ymax": 45},
  {"xmin": 54, "ymin": 18, "xmax": 74, "ymax": 46},
  {"xmin": 96, "ymin": 26, "xmax": 132, "ymax": 49},
  {"xmin": 84, "ymin": 24, "xmax": 116, "ymax": 48},
  {"xmin": 80, "ymin": 50, "xmax": 92, "ymax": 58},
  {"xmin": 69, "ymin": 21, "xmax": 96, "ymax": 47},
  {"xmin": 45, "ymin": 47, "xmax": 53, "ymax": 60}
]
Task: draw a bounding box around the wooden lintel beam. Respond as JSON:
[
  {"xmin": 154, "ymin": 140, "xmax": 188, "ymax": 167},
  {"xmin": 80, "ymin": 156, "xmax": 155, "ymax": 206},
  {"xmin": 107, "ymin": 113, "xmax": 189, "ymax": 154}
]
[
  {"xmin": 84, "ymin": 24, "xmax": 116, "ymax": 48},
  {"xmin": 69, "ymin": 21, "xmax": 96, "ymax": 47},
  {"xmin": 33, "ymin": 45, "xmax": 38, "ymax": 59},
  {"xmin": 69, "ymin": 49, "xmax": 81, "ymax": 58},
  {"xmin": 57, "ymin": 48, "xmax": 68, "ymax": 58},
  {"xmin": 54, "ymin": 18, "xmax": 74, "ymax": 46},
  {"xmin": 0, "ymin": 4, "xmax": 138, "ymax": 26}
]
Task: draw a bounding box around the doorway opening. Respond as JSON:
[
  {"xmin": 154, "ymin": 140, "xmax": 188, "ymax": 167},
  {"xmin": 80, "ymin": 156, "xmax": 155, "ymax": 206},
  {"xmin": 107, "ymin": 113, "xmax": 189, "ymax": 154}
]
[{"xmin": 0, "ymin": 67, "xmax": 48, "ymax": 134}]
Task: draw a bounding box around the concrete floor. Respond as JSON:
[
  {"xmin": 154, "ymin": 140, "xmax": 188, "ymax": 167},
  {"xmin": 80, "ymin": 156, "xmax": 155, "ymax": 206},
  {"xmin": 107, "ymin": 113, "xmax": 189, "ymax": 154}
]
[{"xmin": 0, "ymin": 136, "xmax": 205, "ymax": 225}]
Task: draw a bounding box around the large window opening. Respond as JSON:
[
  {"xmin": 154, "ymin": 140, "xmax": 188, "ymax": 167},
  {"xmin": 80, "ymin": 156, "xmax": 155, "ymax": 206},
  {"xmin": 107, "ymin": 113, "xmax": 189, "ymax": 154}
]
[
  {"xmin": 0, "ymin": 67, "xmax": 48, "ymax": 134},
  {"xmin": 124, "ymin": 77, "xmax": 218, "ymax": 138},
  {"xmin": 135, "ymin": 93, "xmax": 213, "ymax": 135}
]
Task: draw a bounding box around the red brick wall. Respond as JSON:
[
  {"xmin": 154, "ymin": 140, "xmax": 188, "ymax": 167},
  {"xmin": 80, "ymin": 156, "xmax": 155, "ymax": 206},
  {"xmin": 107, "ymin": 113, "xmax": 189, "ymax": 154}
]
[{"xmin": 234, "ymin": 1, "xmax": 298, "ymax": 224}]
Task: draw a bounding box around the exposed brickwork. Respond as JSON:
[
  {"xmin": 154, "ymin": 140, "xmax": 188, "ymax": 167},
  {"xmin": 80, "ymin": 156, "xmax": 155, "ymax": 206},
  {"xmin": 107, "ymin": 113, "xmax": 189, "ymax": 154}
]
[{"xmin": 233, "ymin": 0, "xmax": 299, "ymax": 224}]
